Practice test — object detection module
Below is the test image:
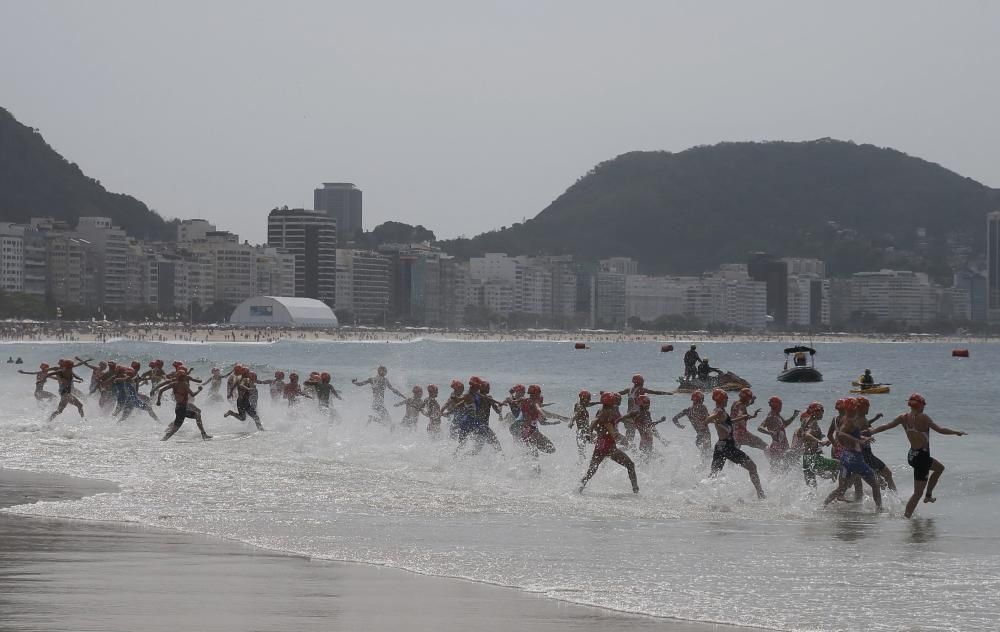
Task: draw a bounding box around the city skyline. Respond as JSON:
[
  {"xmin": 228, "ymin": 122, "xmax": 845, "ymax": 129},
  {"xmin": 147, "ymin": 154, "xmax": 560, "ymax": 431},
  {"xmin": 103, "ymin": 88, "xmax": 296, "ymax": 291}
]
[{"xmin": 3, "ymin": 2, "xmax": 1000, "ymax": 245}]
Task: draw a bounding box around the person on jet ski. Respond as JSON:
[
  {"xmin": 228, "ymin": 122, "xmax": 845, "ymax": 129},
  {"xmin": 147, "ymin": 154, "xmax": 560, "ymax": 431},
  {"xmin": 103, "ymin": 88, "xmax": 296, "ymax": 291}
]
[
  {"xmin": 696, "ymin": 358, "xmax": 721, "ymax": 381},
  {"xmin": 683, "ymin": 345, "xmax": 701, "ymax": 379}
]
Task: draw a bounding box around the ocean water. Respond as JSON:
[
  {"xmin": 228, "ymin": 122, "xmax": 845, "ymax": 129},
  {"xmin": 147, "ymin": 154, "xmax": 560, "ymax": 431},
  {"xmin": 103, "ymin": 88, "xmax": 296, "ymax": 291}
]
[{"xmin": 1, "ymin": 339, "xmax": 998, "ymax": 632}]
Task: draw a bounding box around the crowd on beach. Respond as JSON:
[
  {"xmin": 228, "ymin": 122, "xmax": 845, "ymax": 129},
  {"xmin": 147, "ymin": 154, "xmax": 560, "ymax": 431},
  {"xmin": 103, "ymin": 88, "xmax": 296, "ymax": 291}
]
[
  {"xmin": 0, "ymin": 321, "xmax": 996, "ymax": 345},
  {"xmin": 21, "ymin": 348, "xmax": 967, "ymax": 520}
]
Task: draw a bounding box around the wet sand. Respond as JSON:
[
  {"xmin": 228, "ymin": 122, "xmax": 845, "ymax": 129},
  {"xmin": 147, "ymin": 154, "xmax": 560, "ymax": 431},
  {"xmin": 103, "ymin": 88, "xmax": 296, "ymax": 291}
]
[{"xmin": 0, "ymin": 468, "xmax": 740, "ymax": 632}]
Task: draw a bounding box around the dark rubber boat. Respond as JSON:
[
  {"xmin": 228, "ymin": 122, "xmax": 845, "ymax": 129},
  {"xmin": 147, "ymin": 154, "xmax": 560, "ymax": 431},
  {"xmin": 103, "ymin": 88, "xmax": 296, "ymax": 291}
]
[{"xmin": 777, "ymin": 346, "xmax": 823, "ymax": 383}]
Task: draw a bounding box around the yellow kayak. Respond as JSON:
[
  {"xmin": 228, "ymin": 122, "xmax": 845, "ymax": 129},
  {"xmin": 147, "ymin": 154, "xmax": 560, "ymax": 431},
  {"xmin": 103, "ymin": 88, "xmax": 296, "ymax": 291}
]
[{"xmin": 850, "ymin": 386, "xmax": 890, "ymax": 395}]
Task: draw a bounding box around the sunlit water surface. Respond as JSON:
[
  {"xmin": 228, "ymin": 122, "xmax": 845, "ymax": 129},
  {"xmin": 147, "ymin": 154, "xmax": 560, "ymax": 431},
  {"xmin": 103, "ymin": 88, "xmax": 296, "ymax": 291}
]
[{"xmin": 1, "ymin": 339, "xmax": 998, "ymax": 632}]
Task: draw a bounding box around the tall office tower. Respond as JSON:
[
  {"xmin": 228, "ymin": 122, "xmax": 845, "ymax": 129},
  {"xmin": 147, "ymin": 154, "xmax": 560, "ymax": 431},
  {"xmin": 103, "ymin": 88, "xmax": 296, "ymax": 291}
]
[
  {"xmin": 267, "ymin": 208, "xmax": 337, "ymax": 305},
  {"xmin": 314, "ymin": 183, "xmax": 363, "ymax": 245},
  {"xmin": 988, "ymin": 211, "xmax": 1000, "ymax": 322},
  {"xmin": 747, "ymin": 252, "xmax": 789, "ymax": 326}
]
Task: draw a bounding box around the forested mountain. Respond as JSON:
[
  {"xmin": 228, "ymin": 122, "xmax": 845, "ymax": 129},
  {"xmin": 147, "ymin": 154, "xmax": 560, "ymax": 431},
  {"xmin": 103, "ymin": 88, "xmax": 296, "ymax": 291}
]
[
  {"xmin": 0, "ymin": 107, "xmax": 172, "ymax": 240},
  {"xmin": 441, "ymin": 140, "xmax": 999, "ymax": 279}
]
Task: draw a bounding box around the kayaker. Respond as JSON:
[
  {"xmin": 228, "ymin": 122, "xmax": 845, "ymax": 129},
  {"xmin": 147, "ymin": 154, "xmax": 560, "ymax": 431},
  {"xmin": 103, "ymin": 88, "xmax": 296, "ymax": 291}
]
[
  {"xmin": 683, "ymin": 345, "xmax": 700, "ymax": 379},
  {"xmin": 859, "ymin": 369, "xmax": 875, "ymax": 390}
]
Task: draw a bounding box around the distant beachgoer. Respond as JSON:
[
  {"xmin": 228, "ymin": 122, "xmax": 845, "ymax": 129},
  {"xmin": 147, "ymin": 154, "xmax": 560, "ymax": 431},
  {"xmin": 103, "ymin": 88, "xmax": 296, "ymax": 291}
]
[{"xmin": 867, "ymin": 393, "xmax": 965, "ymax": 518}]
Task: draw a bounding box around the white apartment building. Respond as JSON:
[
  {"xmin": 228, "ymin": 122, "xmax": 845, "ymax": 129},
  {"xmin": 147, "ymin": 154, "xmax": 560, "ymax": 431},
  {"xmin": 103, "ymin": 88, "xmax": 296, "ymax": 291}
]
[
  {"xmin": 76, "ymin": 217, "xmax": 129, "ymax": 308},
  {"xmin": 787, "ymin": 275, "xmax": 831, "ymax": 328},
  {"xmin": 335, "ymin": 249, "xmax": 390, "ymax": 324},
  {"xmin": 0, "ymin": 223, "xmax": 25, "ymax": 293},
  {"xmin": 850, "ymin": 270, "xmax": 935, "ymax": 324},
  {"xmin": 177, "ymin": 219, "xmax": 217, "ymax": 244}
]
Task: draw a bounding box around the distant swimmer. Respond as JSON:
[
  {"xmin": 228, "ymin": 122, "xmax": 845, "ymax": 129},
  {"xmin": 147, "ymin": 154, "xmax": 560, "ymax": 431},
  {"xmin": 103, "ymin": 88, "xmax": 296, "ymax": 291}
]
[
  {"xmin": 395, "ymin": 385, "xmax": 425, "ymax": 430},
  {"xmin": 618, "ymin": 374, "xmax": 672, "ymax": 446},
  {"xmin": 518, "ymin": 384, "xmax": 562, "ymax": 457},
  {"xmin": 827, "ymin": 399, "xmax": 863, "ymax": 502},
  {"xmin": 568, "ymin": 390, "xmax": 599, "ymax": 460},
  {"xmin": 269, "ymin": 371, "xmax": 286, "ymax": 401},
  {"xmin": 156, "ymin": 367, "xmax": 211, "ymax": 441},
  {"xmin": 282, "ymin": 372, "xmax": 311, "ymax": 406},
  {"xmin": 854, "ymin": 396, "xmax": 895, "ymax": 492},
  {"xmin": 352, "ymin": 366, "xmax": 404, "ymax": 426},
  {"xmin": 792, "ymin": 402, "xmax": 839, "ymax": 488},
  {"xmin": 441, "ymin": 379, "xmax": 466, "ymax": 439},
  {"xmin": 223, "ymin": 370, "xmax": 265, "ymax": 431},
  {"xmin": 823, "ymin": 398, "xmax": 882, "ymax": 512},
  {"xmin": 500, "ymin": 383, "xmax": 526, "ymax": 440},
  {"xmin": 579, "ymin": 391, "xmax": 639, "ymax": 494},
  {"xmin": 421, "ymin": 384, "xmax": 443, "ymax": 438},
  {"xmin": 116, "ymin": 367, "xmax": 159, "ymax": 423},
  {"xmin": 454, "ymin": 377, "xmax": 503, "ymax": 455},
  {"xmin": 729, "ymin": 388, "xmax": 766, "ymax": 451},
  {"xmin": 673, "ymin": 390, "xmax": 712, "ymax": 463},
  {"xmin": 619, "ymin": 395, "xmax": 672, "ymax": 462},
  {"xmin": 706, "ymin": 389, "xmax": 765, "ymax": 499},
  {"xmin": 19, "ymin": 362, "xmax": 57, "ymax": 402},
  {"xmin": 756, "ymin": 396, "xmax": 799, "ymax": 471},
  {"xmin": 313, "ymin": 372, "xmax": 342, "ymax": 420},
  {"xmin": 867, "ymin": 393, "xmax": 966, "ymax": 518},
  {"xmin": 47, "ymin": 358, "xmax": 89, "ymax": 421},
  {"xmin": 207, "ymin": 367, "xmax": 234, "ymax": 402}
]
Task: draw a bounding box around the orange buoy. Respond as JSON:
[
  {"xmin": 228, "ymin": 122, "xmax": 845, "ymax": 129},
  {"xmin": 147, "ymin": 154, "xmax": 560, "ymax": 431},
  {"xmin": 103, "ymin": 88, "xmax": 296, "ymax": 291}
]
[
  {"xmin": 952, "ymin": 349, "xmax": 969, "ymax": 358},
  {"xmin": 661, "ymin": 344, "xmax": 674, "ymax": 353},
  {"xmin": 574, "ymin": 342, "xmax": 586, "ymax": 350}
]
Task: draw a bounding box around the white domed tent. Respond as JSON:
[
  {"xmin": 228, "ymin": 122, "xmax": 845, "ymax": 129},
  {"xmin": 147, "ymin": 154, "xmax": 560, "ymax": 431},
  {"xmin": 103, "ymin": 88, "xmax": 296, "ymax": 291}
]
[{"xmin": 229, "ymin": 296, "xmax": 338, "ymax": 328}]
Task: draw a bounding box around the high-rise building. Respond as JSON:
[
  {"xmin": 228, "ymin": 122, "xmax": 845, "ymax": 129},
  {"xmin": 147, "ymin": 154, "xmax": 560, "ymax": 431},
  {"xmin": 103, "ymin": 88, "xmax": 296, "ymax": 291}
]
[
  {"xmin": 76, "ymin": 217, "xmax": 129, "ymax": 309},
  {"xmin": 599, "ymin": 257, "xmax": 639, "ymax": 276},
  {"xmin": 591, "ymin": 271, "xmax": 626, "ymax": 328},
  {"xmin": 988, "ymin": 212, "xmax": 1000, "ymax": 322},
  {"xmin": 0, "ymin": 223, "xmax": 25, "ymax": 293},
  {"xmin": 267, "ymin": 208, "xmax": 337, "ymax": 305},
  {"xmin": 954, "ymin": 270, "xmax": 987, "ymax": 323},
  {"xmin": 335, "ymin": 248, "xmax": 390, "ymax": 324},
  {"xmin": 314, "ymin": 183, "xmax": 363, "ymax": 245},
  {"xmin": 850, "ymin": 270, "xmax": 936, "ymax": 325},
  {"xmin": 177, "ymin": 219, "xmax": 217, "ymax": 244},
  {"xmin": 748, "ymin": 252, "xmax": 788, "ymax": 326}
]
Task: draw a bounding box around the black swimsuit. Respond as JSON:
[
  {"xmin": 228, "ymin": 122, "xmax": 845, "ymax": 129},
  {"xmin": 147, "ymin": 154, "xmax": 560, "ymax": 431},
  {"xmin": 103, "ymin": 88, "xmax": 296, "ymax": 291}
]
[{"xmin": 711, "ymin": 411, "xmax": 752, "ymax": 472}]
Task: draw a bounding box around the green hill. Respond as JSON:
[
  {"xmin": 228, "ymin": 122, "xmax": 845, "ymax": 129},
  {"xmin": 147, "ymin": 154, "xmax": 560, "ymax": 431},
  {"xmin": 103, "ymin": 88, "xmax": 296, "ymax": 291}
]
[
  {"xmin": 0, "ymin": 107, "xmax": 172, "ymax": 240},
  {"xmin": 441, "ymin": 140, "xmax": 999, "ymax": 279}
]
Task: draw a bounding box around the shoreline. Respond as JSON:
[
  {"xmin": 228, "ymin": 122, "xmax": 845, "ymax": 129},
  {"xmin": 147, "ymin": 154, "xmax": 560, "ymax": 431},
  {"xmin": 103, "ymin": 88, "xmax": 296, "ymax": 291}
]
[
  {"xmin": 0, "ymin": 467, "xmax": 747, "ymax": 632},
  {"xmin": 0, "ymin": 326, "xmax": 994, "ymax": 345}
]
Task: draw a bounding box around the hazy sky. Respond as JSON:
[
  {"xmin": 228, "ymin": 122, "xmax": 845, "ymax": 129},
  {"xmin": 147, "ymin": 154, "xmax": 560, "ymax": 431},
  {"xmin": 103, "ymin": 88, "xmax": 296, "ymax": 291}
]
[{"xmin": 2, "ymin": 1, "xmax": 998, "ymax": 244}]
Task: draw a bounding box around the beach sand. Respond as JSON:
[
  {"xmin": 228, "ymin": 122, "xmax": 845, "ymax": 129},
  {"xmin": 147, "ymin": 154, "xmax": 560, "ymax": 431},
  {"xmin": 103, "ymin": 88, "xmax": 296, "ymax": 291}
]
[{"xmin": 0, "ymin": 468, "xmax": 740, "ymax": 632}]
